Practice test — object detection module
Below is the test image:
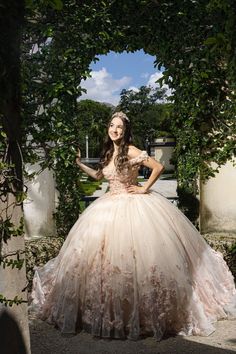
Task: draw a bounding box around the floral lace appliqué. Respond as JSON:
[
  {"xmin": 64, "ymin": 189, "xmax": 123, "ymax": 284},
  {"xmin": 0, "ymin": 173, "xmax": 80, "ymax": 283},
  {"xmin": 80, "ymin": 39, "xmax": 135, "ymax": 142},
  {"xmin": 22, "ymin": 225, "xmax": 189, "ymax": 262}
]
[{"xmin": 102, "ymin": 151, "xmax": 149, "ymax": 195}]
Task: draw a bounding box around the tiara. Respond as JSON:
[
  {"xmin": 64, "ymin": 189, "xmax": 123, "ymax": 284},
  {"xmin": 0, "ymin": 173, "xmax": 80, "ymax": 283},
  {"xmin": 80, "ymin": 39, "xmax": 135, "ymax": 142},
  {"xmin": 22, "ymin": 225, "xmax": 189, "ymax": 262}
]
[{"xmin": 112, "ymin": 111, "xmax": 130, "ymax": 122}]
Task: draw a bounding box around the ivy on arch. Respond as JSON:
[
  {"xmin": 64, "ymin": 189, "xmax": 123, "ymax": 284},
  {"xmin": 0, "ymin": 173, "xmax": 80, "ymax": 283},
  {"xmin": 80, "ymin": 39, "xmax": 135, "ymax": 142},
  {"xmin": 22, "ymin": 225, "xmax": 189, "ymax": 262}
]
[
  {"xmin": 0, "ymin": 0, "xmax": 233, "ymax": 236},
  {"xmin": 20, "ymin": 0, "xmax": 235, "ymax": 232}
]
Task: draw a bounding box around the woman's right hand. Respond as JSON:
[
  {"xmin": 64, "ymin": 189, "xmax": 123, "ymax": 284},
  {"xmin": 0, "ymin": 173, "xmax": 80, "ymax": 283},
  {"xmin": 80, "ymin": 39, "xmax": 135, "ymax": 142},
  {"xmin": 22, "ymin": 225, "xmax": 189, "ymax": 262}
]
[
  {"xmin": 75, "ymin": 148, "xmax": 81, "ymax": 165},
  {"xmin": 74, "ymin": 149, "xmax": 101, "ymax": 180}
]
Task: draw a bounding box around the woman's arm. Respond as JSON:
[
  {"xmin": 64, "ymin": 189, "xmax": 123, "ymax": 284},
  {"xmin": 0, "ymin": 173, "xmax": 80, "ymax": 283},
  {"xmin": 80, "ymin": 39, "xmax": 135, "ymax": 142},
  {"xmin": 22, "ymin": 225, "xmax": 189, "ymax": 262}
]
[
  {"xmin": 127, "ymin": 146, "xmax": 164, "ymax": 194},
  {"xmin": 75, "ymin": 150, "xmax": 103, "ymax": 181},
  {"xmin": 140, "ymin": 157, "xmax": 164, "ymax": 192}
]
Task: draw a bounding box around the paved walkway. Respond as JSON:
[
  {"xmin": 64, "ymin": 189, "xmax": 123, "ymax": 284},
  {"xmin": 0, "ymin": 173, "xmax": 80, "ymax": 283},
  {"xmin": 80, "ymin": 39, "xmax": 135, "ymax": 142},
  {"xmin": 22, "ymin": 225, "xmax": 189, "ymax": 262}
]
[
  {"xmin": 91, "ymin": 177, "xmax": 178, "ymax": 199},
  {"xmin": 144, "ymin": 178, "xmax": 178, "ymax": 198},
  {"xmin": 92, "ymin": 182, "xmax": 109, "ymax": 197}
]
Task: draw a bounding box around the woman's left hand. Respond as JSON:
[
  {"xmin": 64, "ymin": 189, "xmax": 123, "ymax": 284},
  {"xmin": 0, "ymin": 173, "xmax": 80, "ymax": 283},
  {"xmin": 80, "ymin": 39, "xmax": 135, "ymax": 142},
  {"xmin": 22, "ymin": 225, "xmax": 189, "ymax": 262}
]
[{"xmin": 127, "ymin": 185, "xmax": 147, "ymax": 194}]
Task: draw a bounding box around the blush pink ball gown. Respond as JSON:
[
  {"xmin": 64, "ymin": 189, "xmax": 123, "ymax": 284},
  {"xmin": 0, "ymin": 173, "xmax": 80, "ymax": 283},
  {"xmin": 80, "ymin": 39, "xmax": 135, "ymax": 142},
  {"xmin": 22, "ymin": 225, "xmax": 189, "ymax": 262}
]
[{"xmin": 31, "ymin": 151, "xmax": 236, "ymax": 340}]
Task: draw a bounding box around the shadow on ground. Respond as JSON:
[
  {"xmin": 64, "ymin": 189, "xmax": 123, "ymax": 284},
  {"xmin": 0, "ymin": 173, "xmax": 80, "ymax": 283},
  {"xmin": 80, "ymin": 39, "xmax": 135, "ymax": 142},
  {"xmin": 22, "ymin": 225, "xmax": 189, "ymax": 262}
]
[
  {"xmin": 29, "ymin": 318, "xmax": 236, "ymax": 354},
  {"xmin": 0, "ymin": 310, "xmax": 27, "ymax": 354}
]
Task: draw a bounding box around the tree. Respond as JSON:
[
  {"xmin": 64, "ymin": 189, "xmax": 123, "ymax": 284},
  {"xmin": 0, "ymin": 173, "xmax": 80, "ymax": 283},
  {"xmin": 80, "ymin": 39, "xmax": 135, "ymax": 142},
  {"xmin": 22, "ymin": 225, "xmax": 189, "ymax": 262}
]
[
  {"xmin": 149, "ymin": 0, "xmax": 236, "ymax": 190},
  {"xmin": 21, "ymin": 0, "xmax": 236, "ymax": 189},
  {"xmin": 118, "ymin": 86, "xmax": 173, "ymax": 147},
  {"xmin": 18, "ymin": 0, "xmax": 235, "ymax": 233},
  {"xmin": 50, "ymin": 99, "xmax": 112, "ymax": 235},
  {"xmin": 0, "ymin": 0, "xmax": 232, "ymax": 242},
  {"xmin": 77, "ymin": 100, "xmax": 112, "ymax": 158}
]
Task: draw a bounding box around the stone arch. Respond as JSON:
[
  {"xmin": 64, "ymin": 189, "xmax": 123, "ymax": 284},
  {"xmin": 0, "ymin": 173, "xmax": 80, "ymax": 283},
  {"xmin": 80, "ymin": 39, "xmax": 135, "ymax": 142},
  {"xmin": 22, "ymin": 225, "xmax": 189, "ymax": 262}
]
[{"xmin": 21, "ymin": 0, "xmax": 235, "ymax": 235}]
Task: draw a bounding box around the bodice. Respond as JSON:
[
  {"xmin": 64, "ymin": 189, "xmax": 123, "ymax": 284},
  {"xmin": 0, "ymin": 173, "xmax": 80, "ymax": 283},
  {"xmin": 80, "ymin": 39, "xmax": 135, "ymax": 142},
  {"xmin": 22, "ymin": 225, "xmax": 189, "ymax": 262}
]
[{"xmin": 102, "ymin": 151, "xmax": 148, "ymax": 195}]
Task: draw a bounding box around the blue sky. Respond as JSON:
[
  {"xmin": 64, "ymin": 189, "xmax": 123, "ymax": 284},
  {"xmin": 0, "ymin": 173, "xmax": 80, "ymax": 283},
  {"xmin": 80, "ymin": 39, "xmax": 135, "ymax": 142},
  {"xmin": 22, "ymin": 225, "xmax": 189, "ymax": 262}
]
[{"xmin": 79, "ymin": 50, "xmax": 169, "ymax": 106}]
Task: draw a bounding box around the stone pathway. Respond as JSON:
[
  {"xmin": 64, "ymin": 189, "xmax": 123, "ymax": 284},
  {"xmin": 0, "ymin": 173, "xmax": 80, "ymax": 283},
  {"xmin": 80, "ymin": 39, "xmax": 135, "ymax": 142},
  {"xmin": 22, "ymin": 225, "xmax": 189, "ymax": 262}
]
[
  {"xmin": 92, "ymin": 182, "xmax": 109, "ymax": 197},
  {"xmin": 91, "ymin": 177, "xmax": 178, "ymax": 199},
  {"xmin": 144, "ymin": 178, "xmax": 178, "ymax": 198}
]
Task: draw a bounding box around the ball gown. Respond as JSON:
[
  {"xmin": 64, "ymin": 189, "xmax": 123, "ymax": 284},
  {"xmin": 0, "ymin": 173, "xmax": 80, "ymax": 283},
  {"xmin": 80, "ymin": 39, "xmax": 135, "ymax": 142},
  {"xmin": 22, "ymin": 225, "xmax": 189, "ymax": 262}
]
[{"xmin": 30, "ymin": 151, "xmax": 236, "ymax": 340}]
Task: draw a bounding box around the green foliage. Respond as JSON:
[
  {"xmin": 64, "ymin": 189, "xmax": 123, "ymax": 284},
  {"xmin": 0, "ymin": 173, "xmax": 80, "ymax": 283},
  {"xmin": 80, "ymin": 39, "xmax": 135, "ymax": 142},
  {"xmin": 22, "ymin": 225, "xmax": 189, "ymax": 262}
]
[
  {"xmin": 150, "ymin": 0, "xmax": 236, "ymax": 192},
  {"xmin": 118, "ymin": 86, "xmax": 173, "ymax": 148},
  {"xmin": 230, "ymin": 243, "xmax": 236, "ymax": 255},
  {"xmin": 0, "ymin": 295, "xmax": 27, "ymax": 307},
  {"xmin": 21, "ymin": 0, "xmax": 236, "ymax": 233},
  {"xmin": 25, "ymin": 0, "xmax": 63, "ymax": 10},
  {"xmin": 77, "ymin": 100, "xmax": 112, "ymax": 157},
  {"xmin": 204, "ymin": 235, "xmax": 236, "ymax": 281},
  {"xmin": 53, "ymin": 159, "xmax": 82, "ymax": 236},
  {"xmin": 79, "ymin": 178, "xmax": 102, "ymax": 196},
  {"xmin": 21, "ymin": 2, "xmax": 116, "ymax": 236},
  {"xmin": 227, "ymin": 243, "xmax": 236, "ymax": 279},
  {"xmin": 0, "ymin": 218, "xmax": 24, "ymax": 244},
  {"xmin": 0, "ymin": 133, "xmax": 26, "ymax": 246},
  {"xmin": 25, "ymin": 237, "xmax": 63, "ymax": 291},
  {"xmin": 0, "ymin": 0, "xmax": 26, "ymax": 307},
  {"xmin": 0, "ymin": 251, "xmax": 25, "ymax": 270}
]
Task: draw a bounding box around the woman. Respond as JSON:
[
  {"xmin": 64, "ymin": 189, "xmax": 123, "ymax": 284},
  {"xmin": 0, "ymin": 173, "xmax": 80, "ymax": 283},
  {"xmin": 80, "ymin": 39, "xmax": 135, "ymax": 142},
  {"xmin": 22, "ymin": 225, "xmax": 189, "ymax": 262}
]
[{"xmin": 31, "ymin": 111, "xmax": 236, "ymax": 340}]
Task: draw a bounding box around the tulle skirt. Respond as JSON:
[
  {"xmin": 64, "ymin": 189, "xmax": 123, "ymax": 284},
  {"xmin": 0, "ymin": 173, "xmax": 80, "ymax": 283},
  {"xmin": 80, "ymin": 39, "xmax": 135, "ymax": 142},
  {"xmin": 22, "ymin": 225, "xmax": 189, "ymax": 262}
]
[{"xmin": 30, "ymin": 191, "xmax": 236, "ymax": 340}]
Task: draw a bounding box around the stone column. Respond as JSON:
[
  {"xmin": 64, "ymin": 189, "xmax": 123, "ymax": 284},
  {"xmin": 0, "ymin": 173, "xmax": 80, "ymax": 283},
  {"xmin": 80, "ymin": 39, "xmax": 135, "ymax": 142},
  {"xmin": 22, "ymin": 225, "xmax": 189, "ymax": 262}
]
[
  {"xmin": 0, "ymin": 198, "xmax": 30, "ymax": 354},
  {"xmin": 200, "ymin": 160, "xmax": 236, "ymax": 234},
  {"xmin": 23, "ymin": 163, "xmax": 57, "ymax": 239}
]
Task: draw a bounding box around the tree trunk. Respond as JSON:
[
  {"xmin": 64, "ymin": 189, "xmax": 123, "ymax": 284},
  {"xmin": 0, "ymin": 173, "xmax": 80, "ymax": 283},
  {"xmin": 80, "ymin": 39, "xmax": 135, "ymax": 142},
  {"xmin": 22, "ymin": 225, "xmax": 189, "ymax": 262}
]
[{"xmin": 0, "ymin": 1, "xmax": 31, "ymax": 353}]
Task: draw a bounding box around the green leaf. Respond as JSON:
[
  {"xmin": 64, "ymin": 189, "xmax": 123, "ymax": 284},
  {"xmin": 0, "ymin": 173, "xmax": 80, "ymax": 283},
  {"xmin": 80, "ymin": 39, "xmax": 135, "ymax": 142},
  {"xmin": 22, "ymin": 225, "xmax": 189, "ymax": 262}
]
[
  {"xmin": 204, "ymin": 37, "xmax": 217, "ymax": 45},
  {"xmin": 47, "ymin": 0, "xmax": 63, "ymax": 10},
  {"xmin": 0, "ymin": 130, "xmax": 7, "ymax": 138}
]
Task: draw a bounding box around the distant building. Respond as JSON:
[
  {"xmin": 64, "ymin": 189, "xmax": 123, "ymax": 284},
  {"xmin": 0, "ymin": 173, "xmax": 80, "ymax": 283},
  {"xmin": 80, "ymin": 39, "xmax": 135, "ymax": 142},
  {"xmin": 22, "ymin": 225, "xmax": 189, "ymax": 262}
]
[{"xmin": 149, "ymin": 136, "xmax": 175, "ymax": 172}]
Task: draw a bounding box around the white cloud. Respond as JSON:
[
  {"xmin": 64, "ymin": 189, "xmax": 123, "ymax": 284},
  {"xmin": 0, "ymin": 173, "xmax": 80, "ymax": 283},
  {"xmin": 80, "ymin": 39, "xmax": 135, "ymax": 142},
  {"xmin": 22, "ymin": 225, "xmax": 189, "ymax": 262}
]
[
  {"xmin": 141, "ymin": 72, "xmax": 149, "ymax": 79},
  {"xmin": 127, "ymin": 86, "xmax": 140, "ymax": 92},
  {"xmin": 147, "ymin": 72, "xmax": 163, "ymax": 86},
  {"xmin": 146, "ymin": 72, "xmax": 173, "ymax": 100},
  {"xmin": 79, "ymin": 67, "xmax": 132, "ymax": 106}
]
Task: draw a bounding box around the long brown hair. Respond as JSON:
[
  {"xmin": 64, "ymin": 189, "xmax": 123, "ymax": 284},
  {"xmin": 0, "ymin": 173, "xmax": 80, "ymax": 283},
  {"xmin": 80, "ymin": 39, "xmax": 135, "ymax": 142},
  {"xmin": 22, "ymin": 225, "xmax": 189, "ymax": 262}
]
[{"xmin": 99, "ymin": 111, "xmax": 133, "ymax": 172}]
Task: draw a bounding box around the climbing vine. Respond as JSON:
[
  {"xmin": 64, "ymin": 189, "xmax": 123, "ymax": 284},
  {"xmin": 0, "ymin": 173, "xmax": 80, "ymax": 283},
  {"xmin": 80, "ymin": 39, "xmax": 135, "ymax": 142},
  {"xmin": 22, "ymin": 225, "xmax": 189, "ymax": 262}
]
[
  {"xmin": 0, "ymin": 0, "xmax": 63, "ymax": 306},
  {"xmin": 22, "ymin": 0, "xmax": 236, "ymax": 182},
  {"xmin": 1, "ymin": 0, "xmax": 236, "ymax": 243}
]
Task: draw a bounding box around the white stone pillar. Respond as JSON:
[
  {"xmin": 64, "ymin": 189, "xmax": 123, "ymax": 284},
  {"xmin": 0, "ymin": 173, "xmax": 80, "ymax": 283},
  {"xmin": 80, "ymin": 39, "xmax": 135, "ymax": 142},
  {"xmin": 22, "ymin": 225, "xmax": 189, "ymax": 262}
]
[
  {"xmin": 23, "ymin": 163, "xmax": 57, "ymax": 239},
  {"xmin": 200, "ymin": 160, "xmax": 236, "ymax": 234},
  {"xmin": 0, "ymin": 199, "xmax": 31, "ymax": 353},
  {"xmin": 85, "ymin": 134, "xmax": 89, "ymax": 159}
]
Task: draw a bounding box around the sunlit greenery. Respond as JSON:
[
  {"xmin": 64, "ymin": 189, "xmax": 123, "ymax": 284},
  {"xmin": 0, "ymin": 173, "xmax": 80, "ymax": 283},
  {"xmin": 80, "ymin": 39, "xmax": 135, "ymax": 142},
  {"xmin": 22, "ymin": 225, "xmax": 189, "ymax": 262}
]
[{"xmin": 1, "ymin": 0, "xmax": 236, "ymax": 238}]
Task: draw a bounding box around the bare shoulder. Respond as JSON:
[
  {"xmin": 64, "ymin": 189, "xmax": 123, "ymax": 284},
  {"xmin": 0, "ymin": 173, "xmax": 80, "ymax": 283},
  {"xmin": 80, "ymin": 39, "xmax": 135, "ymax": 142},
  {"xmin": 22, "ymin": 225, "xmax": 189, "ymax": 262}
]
[{"xmin": 128, "ymin": 145, "xmax": 143, "ymax": 159}]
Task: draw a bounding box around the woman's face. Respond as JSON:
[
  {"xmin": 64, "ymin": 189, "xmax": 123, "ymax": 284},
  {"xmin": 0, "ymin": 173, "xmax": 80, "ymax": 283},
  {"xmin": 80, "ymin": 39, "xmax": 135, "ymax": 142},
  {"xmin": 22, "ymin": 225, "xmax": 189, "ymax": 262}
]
[{"xmin": 108, "ymin": 117, "xmax": 124, "ymax": 143}]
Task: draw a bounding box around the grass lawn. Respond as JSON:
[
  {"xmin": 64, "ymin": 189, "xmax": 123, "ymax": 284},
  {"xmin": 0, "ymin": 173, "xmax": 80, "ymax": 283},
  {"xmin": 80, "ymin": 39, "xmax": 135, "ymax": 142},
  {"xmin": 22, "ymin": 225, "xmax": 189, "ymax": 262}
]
[
  {"xmin": 79, "ymin": 179, "xmax": 102, "ymax": 196},
  {"xmin": 78, "ymin": 175, "xmax": 104, "ymax": 212}
]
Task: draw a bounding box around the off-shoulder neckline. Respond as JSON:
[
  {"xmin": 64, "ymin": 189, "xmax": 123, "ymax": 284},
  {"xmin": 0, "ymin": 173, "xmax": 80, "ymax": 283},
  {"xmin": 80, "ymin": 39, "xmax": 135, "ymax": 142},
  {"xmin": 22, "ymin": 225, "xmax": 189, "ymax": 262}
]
[
  {"xmin": 128, "ymin": 150, "xmax": 148, "ymax": 162},
  {"xmin": 103, "ymin": 150, "xmax": 148, "ymax": 172}
]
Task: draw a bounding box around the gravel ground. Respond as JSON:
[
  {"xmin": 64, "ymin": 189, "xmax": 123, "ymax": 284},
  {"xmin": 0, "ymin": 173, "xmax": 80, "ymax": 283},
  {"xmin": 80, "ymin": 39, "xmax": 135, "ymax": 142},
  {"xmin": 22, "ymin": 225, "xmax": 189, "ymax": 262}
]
[{"xmin": 29, "ymin": 318, "xmax": 236, "ymax": 354}]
